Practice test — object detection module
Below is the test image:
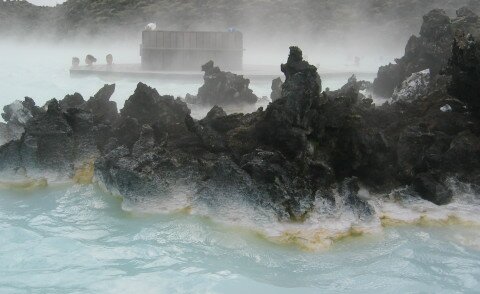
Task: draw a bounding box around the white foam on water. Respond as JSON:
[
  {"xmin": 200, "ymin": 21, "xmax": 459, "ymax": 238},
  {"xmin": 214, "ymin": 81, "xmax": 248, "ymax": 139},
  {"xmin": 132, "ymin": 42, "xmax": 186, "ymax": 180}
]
[
  {"xmin": 374, "ymin": 181, "xmax": 480, "ymax": 227},
  {"xmin": 0, "ymin": 173, "xmax": 480, "ymax": 293},
  {"xmin": 4, "ymin": 156, "xmax": 478, "ymax": 253},
  {"xmin": 106, "ymin": 177, "xmax": 480, "ymax": 252},
  {"xmin": 1, "ymin": 182, "xmax": 480, "ymax": 293}
]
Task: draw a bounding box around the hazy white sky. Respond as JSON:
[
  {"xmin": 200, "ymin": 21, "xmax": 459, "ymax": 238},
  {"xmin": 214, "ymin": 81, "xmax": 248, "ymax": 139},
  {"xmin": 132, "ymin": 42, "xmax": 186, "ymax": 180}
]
[{"xmin": 27, "ymin": 0, "xmax": 66, "ymax": 6}]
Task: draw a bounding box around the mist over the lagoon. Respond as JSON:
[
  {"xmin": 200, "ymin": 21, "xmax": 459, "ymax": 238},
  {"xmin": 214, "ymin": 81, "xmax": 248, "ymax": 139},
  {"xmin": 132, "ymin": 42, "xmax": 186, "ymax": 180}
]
[
  {"xmin": 2, "ymin": 0, "xmax": 478, "ymax": 120},
  {"xmin": 1, "ymin": 0, "xmax": 479, "ymax": 115},
  {"xmin": 0, "ymin": 37, "xmax": 379, "ymax": 125},
  {"xmin": 3, "ymin": 0, "xmax": 478, "ymax": 70}
]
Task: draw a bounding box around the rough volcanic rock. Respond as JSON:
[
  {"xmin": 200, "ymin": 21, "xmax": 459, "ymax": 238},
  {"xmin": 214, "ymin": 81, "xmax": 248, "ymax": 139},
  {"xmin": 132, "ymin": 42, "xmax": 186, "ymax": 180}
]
[
  {"xmin": 95, "ymin": 82, "xmax": 206, "ymax": 208},
  {"xmin": 185, "ymin": 106, "xmax": 228, "ymax": 153},
  {"xmin": 120, "ymin": 82, "xmax": 192, "ymax": 148},
  {"xmin": 84, "ymin": 84, "xmax": 118, "ymax": 125},
  {"xmin": 457, "ymin": 6, "xmax": 479, "ymax": 19},
  {"xmin": 2, "ymin": 40, "xmax": 480, "ymax": 220},
  {"xmin": 373, "ymin": 63, "xmax": 403, "ymax": 98},
  {"xmin": 0, "ymin": 85, "xmax": 119, "ymax": 177},
  {"xmin": 0, "ymin": 124, "xmax": 9, "ymax": 147},
  {"xmin": 60, "ymin": 92, "xmax": 85, "ymax": 110},
  {"xmin": 256, "ymin": 46, "xmax": 322, "ymax": 159},
  {"xmin": 367, "ymin": 18, "xmax": 480, "ymax": 200},
  {"xmin": 413, "ymin": 173, "xmax": 453, "ymax": 205},
  {"xmin": 3, "ymin": 99, "xmax": 75, "ymax": 172},
  {"xmin": 378, "ymin": 84, "xmax": 480, "ymax": 202},
  {"xmin": 454, "ymin": 7, "xmax": 480, "ymax": 38},
  {"xmin": 270, "ymin": 77, "xmax": 283, "ymax": 102},
  {"xmin": 443, "ymin": 131, "xmax": 480, "ymax": 178},
  {"xmin": 65, "ymin": 107, "xmax": 98, "ymax": 162},
  {"xmin": 192, "ymin": 46, "xmax": 479, "ymax": 209},
  {"xmin": 187, "ymin": 61, "xmax": 258, "ymax": 107},
  {"xmin": 2, "ymin": 97, "xmax": 38, "ymax": 126},
  {"xmin": 392, "ymin": 69, "xmax": 430, "ymax": 102},
  {"xmin": 333, "ymin": 75, "xmax": 372, "ymax": 98},
  {"xmin": 338, "ymin": 177, "xmax": 374, "ymax": 218},
  {"xmin": 447, "ymin": 31, "xmax": 480, "ymax": 117},
  {"xmin": 121, "ymin": 83, "xmax": 189, "ymax": 126},
  {"xmin": 373, "ymin": 8, "xmax": 480, "ymax": 98},
  {"xmin": 96, "ymin": 47, "xmax": 331, "ymax": 220},
  {"xmin": 0, "ymin": 97, "xmax": 42, "ymax": 146}
]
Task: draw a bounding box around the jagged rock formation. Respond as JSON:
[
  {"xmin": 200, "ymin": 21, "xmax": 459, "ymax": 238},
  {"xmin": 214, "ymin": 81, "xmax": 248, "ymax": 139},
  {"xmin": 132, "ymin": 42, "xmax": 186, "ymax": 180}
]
[
  {"xmin": 270, "ymin": 78, "xmax": 283, "ymax": 102},
  {"xmin": 373, "ymin": 7, "xmax": 480, "ymax": 98},
  {"xmin": 0, "ymin": 97, "xmax": 40, "ymax": 146},
  {"xmin": 331, "ymin": 75, "xmax": 372, "ymax": 97},
  {"xmin": 392, "ymin": 69, "xmax": 430, "ymax": 102},
  {"xmin": 95, "ymin": 45, "xmax": 480, "ymax": 209},
  {"xmin": 0, "ymin": 85, "xmax": 117, "ymax": 174},
  {"xmin": 447, "ymin": 31, "xmax": 480, "ymax": 117},
  {"xmin": 95, "ymin": 47, "xmax": 375, "ymax": 220},
  {"xmin": 186, "ymin": 61, "xmax": 258, "ymax": 107},
  {"xmin": 1, "ymin": 42, "xmax": 479, "ymax": 218}
]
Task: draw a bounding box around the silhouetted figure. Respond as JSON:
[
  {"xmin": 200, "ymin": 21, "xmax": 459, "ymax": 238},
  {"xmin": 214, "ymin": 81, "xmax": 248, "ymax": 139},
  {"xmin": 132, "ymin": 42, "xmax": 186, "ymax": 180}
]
[
  {"xmin": 72, "ymin": 57, "xmax": 80, "ymax": 68},
  {"xmin": 145, "ymin": 23, "xmax": 156, "ymax": 31},
  {"xmin": 85, "ymin": 55, "xmax": 97, "ymax": 66},
  {"xmin": 106, "ymin": 54, "xmax": 113, "ymax": 66}
]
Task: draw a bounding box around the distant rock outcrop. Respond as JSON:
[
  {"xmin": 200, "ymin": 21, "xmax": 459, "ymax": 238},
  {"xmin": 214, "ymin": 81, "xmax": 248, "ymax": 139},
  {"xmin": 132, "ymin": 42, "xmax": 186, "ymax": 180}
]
[
  {"xmin": 0, "ymin": 97, "xmax": 41, "ymax": 146},
  {"xmin": 270, "ymin": 77, "xmax": 283, "ymax": 102},
  {"xmin": 373, "ymin": 8, "xmax": 480, "ymax": 97},
  {"xmin": 447, "ymin": 31, "xmax": 480, "ymax": 117},
  {"xmin": 186, "ymin": 61, "xmax": 258, "ymax": 107},
  {"xmin": 392, "ymin": 69, "xmax": 430, "ymax": 102}
]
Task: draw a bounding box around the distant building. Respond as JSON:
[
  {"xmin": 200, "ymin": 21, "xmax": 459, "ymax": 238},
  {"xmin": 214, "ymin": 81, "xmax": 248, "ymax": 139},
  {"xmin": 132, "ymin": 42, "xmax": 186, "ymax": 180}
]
[{"xmin": 140, "ymin": 30, "xmax": 243, "ymax": 71}]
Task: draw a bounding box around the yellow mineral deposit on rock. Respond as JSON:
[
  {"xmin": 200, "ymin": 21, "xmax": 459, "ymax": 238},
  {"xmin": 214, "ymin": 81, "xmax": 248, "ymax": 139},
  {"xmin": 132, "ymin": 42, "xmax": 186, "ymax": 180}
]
[
  {"xmin": 73, "ymin": 160, "xmax": 95, "ymax": 184},
  {"xmin": 0, "ymin": 178, "xmax": 48, "ymax": 190}
]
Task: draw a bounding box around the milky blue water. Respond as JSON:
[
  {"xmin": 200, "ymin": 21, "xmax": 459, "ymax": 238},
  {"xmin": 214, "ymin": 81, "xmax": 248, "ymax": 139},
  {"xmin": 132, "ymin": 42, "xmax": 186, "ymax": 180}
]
[
  {"xmin": 1, "ymin": 184, "xmax": 480, "ymax": 293},
  {"xmin": 1, "ymin": 40, "xmax": 479, "ymax": 293}
]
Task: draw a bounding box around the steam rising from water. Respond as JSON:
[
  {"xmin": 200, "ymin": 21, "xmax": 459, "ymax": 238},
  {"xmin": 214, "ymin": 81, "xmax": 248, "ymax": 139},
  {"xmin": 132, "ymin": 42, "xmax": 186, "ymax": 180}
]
[{"xmin": 0, "ymin": 39, "xmax": 380, "ymax": 118}]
